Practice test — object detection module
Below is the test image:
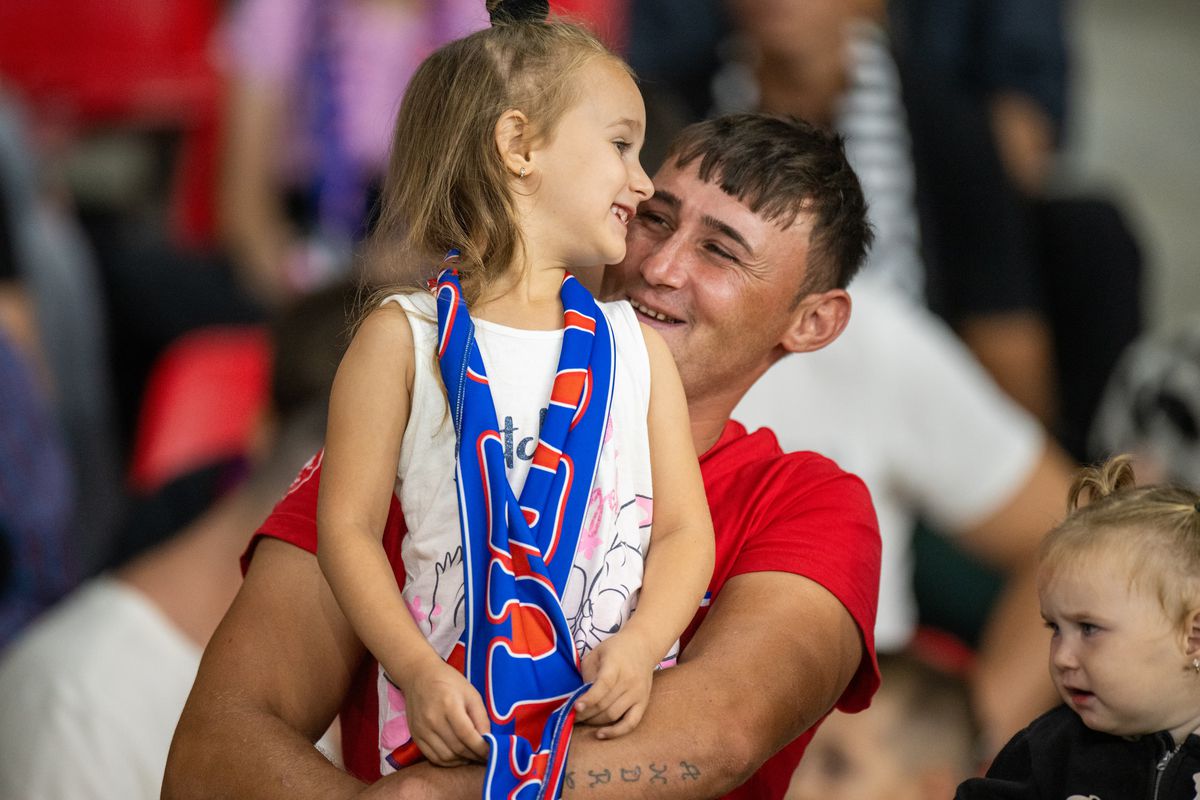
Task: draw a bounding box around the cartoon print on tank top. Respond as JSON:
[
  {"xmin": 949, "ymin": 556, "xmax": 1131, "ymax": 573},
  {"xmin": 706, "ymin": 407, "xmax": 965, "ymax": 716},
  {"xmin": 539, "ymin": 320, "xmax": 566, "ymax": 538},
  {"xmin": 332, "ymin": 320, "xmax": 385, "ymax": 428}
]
[{"xmin": 563, "ymin": 493, "xmax": 655, "ymax": 659}]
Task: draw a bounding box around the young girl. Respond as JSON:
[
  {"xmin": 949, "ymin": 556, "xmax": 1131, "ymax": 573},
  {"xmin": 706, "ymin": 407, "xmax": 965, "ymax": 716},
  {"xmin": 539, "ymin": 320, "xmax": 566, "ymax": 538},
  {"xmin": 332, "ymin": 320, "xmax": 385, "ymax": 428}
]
[
  {"xmin": 957, "ymin": 454, "xmax": 1200, "ymax": 798},
  {"xmin": 315, "ymin": 3, "xmax": 715, "ymax": 793}
]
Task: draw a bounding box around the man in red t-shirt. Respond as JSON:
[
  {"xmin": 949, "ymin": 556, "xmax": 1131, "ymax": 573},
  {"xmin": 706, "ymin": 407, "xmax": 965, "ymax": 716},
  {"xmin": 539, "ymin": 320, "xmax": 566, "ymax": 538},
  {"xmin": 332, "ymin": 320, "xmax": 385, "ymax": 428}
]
[{"xmin": 166, "ymin": 115, "xmax": 881, "ymax": 800}]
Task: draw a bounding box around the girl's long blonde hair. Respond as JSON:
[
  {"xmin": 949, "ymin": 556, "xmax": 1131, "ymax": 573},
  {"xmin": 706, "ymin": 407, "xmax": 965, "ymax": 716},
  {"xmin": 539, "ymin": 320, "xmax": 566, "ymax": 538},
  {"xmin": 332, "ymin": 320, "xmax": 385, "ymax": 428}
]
[
  {"xmin": 1040, "ymin": 454, "xmax": 1200, "ymax": 629},
  {"xmin": 361, "ymin": 15, "xmax": 624, "ymax": 308}
]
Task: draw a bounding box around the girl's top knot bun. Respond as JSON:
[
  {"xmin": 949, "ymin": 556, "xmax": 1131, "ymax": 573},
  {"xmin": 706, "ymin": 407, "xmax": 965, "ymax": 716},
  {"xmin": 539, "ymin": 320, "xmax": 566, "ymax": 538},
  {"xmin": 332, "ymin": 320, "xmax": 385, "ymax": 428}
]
[
  {"xmin": 1066, "ymin": 453, "xmax": 1137, "ymax": 512},
  {"xmin": 487, "ymin": 0, "xmax": 550, "ymax": 25}
]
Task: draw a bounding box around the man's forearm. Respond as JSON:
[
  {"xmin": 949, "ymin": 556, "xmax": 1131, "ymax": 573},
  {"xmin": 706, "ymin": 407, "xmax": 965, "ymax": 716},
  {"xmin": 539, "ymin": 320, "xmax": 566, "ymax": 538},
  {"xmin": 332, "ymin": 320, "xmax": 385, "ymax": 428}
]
[
  {"xmin": 165, "ymin": 703, "xmax": 365, "ymax": 800},
  {"xmin": 377, "ymin": 572, "xmax": 863, "ymax": 800},
  {"xmin": 376, "ymin": 665, "xmax": 753, "ymax": 800},
  {"xmin": 163, "ymin": 539, "xmax": 373, "ymax": 800},
  {"xmin": 561, "ymin": 664, "xmax": 763, "ymax": 798}
]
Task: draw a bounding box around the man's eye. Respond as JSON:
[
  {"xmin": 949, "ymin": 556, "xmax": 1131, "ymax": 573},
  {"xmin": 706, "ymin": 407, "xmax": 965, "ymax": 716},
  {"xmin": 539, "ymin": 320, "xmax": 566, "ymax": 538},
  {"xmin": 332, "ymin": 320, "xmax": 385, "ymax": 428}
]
[
  {"xmin": 1043, "ymin": 621, "xmax": 1059, "ymax": 636},
  {"xmin": 1080, "ymin": 622, "xmax": 1100, "ymax": 636},
  {"xmin": 637, "ymin": 210, "xmax": 667, "ymax": 227},
  {"xmin": 705, "ymin": 243, "xmax": 735, "ymax": 261}
]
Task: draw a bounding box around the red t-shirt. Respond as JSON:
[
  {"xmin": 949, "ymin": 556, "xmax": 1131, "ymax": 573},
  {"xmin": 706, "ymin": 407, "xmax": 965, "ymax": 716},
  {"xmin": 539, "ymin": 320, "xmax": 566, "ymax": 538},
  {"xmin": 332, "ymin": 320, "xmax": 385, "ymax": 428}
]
[{"xmin": 244, "ymin": 420, "xmax": 881, "ymax": 798}]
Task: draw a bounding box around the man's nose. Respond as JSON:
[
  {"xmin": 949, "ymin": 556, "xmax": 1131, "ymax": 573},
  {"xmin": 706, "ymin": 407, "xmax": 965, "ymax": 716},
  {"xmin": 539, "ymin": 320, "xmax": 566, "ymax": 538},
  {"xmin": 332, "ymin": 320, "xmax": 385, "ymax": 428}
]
[{"xmin": 639, "ymin": 236, "xmax": 687, "ymax": 289}]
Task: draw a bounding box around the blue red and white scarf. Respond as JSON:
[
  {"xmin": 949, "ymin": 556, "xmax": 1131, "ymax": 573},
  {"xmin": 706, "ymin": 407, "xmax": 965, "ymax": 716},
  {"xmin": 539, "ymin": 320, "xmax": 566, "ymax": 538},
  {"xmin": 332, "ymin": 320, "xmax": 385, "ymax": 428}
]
[{"xmin": 389, "ymin": 257, "xmax": 614, "ymax": 799}]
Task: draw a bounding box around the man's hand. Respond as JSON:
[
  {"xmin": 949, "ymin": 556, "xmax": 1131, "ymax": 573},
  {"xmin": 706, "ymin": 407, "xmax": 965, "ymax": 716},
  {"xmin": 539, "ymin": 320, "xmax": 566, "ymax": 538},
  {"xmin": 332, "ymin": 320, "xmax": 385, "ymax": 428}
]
[
  {"xmin": 393, "ymin": 658, "xmax": 491, "ymax": 766},
  {"xmin": 574, "ymin": 629, "xmax": 657, "ymax": 738}
]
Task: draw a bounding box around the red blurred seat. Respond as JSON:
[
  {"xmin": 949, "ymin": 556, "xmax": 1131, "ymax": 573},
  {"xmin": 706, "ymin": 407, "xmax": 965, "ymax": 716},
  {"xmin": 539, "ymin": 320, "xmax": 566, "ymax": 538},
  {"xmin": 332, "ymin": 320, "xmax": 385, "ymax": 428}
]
[
  {"xmin": 0, "ymin": 0, "xmax": 223, "ymax": 245},
  {"xmin": 550, "ymin": 0, "xmax": 630, "ymax": 51},
  {"xmin": 909, "ymin": 625, "xmax": 977, "ymax": 678},
  {"xmin": 0, "ymin": 0, "xmax": 219, "ymax": 125},
  {"xmin": 128, "ymin": 326, "xmax": 272, "ymax": 494}
]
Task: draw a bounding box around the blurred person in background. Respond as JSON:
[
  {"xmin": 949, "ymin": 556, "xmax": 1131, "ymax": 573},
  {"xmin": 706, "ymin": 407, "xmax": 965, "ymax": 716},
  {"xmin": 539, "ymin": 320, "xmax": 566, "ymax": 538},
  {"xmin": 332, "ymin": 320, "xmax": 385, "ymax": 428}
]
[
  {"xmin": 785, "ymin": 652, "xmax": 981, "ymax": 799},
  {"xmin": 0, "ymin": 105, "xmax": 77, "ymax": 646},
  {"xmin": 888, "ymin": 0, "xmax": 1069, "ymax": 197},
  {"xmin": 216, "ymin": 0, "xmax": 488, "ymax": 305},
  {"xmin": 0, "ymin": 323, "xmax": 76, "ymax": 649},
  {"xmin": 0, "ymin": 283, "xmax": 352, "ymax": 799},
  {"xmin": 711, "ymin": 0, "xmax": 1142, "ymax": 459},
  {"xmin": 1090, "ymin": 319, "xmax": 1200, "ymax": 487},
  {"xmin": 0, "ymin": 92, "xmax": 124, "ymax": 580}
]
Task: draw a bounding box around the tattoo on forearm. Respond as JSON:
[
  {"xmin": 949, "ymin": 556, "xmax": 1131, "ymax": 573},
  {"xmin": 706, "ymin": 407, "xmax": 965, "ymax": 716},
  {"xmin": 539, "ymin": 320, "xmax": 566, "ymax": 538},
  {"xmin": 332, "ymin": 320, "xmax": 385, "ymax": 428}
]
[
  {"xmin": 587, "ymin": 768, "xmax": 612, "ymax": 788},
  {"xmin": 579, "ymin": 761, "xmax": 702, "ymax": 789},
  {"xmin": 566, "ymin": 771, "xmax": 575, "ymax": 790}
]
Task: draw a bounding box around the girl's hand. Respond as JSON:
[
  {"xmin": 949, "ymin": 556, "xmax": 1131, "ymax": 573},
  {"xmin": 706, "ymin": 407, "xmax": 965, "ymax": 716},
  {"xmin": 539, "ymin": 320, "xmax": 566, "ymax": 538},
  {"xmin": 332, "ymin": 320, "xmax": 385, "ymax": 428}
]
[
  {"xmin": 573, "ymin": 630, "xmax": 657, "ymax": 739},
  {"xmin": 399, "ymin": 659, "xmax": 492, "ymax": 766}
]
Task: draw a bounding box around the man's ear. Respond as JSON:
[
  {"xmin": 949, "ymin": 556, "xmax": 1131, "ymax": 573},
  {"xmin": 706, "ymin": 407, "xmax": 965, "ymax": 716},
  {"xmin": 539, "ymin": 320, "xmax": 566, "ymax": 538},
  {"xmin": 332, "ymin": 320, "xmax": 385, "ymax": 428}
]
[
  {"xmin": 494, "ymin": 108, "xmax": 533, "ymax": 179},
  {"xmin": 780, "ymin": 288, "xmax": 851, "ymax": 354}
]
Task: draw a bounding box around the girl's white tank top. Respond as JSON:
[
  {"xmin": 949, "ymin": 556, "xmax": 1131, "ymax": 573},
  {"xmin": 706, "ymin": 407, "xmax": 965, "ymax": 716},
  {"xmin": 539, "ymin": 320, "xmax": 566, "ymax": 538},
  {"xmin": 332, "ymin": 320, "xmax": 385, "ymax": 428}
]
[{"xmin": 382, "ymin": 289, "xmax": 655, "ymax": 665}]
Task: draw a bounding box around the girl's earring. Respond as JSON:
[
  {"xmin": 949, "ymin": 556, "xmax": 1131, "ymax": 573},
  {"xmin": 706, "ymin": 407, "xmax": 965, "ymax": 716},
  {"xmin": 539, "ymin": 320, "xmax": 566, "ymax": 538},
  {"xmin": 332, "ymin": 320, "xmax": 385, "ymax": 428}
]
[
  {"xmin": 1193, "ymin": 658, "xmax": 1200, "ymax": 675},
  {"xmin": 519, "ymin": 167, "xmax": 527, "ymax": 179}
]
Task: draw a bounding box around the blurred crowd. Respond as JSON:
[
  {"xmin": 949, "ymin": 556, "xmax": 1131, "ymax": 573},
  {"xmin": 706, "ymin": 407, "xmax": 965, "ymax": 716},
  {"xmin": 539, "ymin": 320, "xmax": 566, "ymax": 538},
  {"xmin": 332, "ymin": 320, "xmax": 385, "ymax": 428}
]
[{"xmin": 0, "ymin": 0, "xmax": 1196, "ymax": 796}]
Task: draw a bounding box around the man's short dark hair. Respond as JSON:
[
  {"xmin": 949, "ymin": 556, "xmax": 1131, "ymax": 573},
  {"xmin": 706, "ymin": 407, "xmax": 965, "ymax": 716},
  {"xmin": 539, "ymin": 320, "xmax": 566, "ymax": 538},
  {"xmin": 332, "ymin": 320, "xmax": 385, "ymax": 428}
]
[{"xmin": 666, "ymin": 114, "xmax": 873, "ymax": 294}]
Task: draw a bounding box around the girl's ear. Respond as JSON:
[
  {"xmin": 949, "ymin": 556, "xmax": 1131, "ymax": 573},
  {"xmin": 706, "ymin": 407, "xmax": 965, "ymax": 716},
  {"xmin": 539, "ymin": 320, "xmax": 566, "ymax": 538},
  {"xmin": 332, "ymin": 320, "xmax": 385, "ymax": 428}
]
[
  {"xmin": 495, "ymin": 109, "xmax": 533, "ymax": 179},
  {"xmin": 1186, "ymin": 608, "xmax": 1200, "ymax": 657}
]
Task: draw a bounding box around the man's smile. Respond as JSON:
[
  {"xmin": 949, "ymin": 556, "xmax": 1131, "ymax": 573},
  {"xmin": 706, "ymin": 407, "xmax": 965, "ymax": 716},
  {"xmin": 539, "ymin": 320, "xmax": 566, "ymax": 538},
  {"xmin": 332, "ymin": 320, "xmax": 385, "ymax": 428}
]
[{"xmin": 628, "ymin": 296, "xmax": 683, "ymax": 324}]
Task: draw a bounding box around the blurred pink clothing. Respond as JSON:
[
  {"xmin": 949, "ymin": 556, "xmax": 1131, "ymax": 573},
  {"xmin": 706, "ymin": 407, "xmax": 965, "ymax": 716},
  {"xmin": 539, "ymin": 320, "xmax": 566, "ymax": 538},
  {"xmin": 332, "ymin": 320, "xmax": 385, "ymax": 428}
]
[{"xmin": 220, "ymin": 0, "xmax": 488, "ymax": 184}]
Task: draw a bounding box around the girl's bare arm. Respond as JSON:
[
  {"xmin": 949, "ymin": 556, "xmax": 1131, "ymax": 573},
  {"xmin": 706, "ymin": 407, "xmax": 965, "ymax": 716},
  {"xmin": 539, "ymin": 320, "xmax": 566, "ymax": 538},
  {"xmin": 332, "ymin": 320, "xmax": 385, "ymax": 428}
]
[
  {"xmin": 316, "ymin": 307, "xmax": 439, "ymax": 686},
  {"xmin": 621, "ymin": 323, "xmax": 715, "ymax": 662}
]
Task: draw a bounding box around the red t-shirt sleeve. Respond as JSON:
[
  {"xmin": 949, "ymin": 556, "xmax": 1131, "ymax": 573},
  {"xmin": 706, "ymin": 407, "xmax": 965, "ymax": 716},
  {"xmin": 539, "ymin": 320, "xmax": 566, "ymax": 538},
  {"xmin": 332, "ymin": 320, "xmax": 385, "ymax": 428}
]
[
  {"xmin": 240, "ymin": 449, "xmax": 405, "ymax": 572},
  {"xmin": 727, "ymin": 455, "xmax": 882, "ymax": 713},
  {"xmin": 240, "ymin": 451, "xmax": 325, "ymax": 572}
]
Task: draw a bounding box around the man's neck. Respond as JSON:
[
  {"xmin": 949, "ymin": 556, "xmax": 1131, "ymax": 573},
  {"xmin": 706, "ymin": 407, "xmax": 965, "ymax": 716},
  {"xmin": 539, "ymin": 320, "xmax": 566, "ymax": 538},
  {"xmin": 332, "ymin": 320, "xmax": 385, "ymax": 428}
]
[
  {"xmin": 688, "ymin": 353, "xmax": 787, "ymax": 455},
  {"xmin": 689, "ymin": 403, "xmax": 730, "ymax": 456}
]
